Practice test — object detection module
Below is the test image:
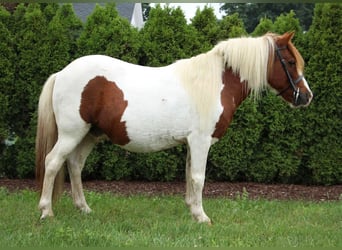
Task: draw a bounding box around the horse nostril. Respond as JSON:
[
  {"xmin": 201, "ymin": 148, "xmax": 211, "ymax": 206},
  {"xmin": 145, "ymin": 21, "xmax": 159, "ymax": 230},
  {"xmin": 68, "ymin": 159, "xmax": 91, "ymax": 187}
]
[
  {"xmin": 299, "ymin": 91, "xmax": 313, "ymax": 106},
  {"xmin": 306, "ymin": 93, "xmax": 310, "ymax": 100},
  {"xmin": 295, "ymin": 91, "xmax": 311, "ymax": 106},
  {"xmin": 306, "ymin": 92, "xmax": 313, "ymax": 103}
]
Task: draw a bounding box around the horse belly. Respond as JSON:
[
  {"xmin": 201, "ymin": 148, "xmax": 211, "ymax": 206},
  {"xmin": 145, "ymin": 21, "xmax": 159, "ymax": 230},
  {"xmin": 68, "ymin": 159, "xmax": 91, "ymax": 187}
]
[
  {"xmin": 121, "ymin": 133, "xmax": 184, "ymax": 153},
  {"xmin": 119, "ymin": 82, "xmax": 195, "ymax": 153}
]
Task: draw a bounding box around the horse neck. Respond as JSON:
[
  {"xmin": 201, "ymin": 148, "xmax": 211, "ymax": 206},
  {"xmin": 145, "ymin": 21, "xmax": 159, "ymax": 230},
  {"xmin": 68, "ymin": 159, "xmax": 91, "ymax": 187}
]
[
  {"xmin": 222, "ymin": 68, "xmax": 250, "ymax": 107},
  {"xmin": 212, "ymin": 68, "xmax": 250, "ymax": 139}
]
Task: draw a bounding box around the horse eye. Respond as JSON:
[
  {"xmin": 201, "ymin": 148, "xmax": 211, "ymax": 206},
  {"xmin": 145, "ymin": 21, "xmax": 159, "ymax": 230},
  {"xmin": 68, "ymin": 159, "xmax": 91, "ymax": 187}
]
[{"xmin": 288, "ymin": 60, "xmax": 296, "ymax": 66}]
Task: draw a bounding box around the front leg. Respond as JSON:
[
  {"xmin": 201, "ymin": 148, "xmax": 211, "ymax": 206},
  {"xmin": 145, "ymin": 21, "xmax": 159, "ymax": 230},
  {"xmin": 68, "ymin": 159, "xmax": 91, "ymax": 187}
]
[
  {"xmin": 185, "ymin": 145, "xmax": 192, "ymax": 207},
  {"xmin": 186, "ymin": 133, "xmax": 212, "ymax": 224}
]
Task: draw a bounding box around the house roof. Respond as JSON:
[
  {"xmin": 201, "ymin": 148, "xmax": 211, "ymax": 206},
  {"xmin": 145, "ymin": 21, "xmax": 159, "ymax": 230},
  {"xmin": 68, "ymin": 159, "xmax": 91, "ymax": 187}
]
[{"xmin": 72, "ymin": 3, "xmax": 135, "ymax": 23}]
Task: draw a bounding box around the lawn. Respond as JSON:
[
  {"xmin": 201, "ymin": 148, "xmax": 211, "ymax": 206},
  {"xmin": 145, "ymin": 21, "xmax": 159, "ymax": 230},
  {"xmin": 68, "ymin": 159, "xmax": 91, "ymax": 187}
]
[{"xmin": 0, "ymin": 187, "xmax": 341, "ymax": 247}]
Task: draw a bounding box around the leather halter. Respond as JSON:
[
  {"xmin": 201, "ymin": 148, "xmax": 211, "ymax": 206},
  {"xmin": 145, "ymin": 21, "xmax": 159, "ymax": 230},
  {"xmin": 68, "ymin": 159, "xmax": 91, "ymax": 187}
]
[{"xmin": 275, "ymin": 45, "xmax": 304, "ymax": 105}]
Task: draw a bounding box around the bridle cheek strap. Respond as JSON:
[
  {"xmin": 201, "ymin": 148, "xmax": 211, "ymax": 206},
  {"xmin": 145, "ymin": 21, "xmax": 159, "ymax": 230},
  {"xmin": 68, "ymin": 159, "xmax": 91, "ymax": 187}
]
[{"xmin": 275, "ymin": 46, "xmax": 304, "ymax": 105}]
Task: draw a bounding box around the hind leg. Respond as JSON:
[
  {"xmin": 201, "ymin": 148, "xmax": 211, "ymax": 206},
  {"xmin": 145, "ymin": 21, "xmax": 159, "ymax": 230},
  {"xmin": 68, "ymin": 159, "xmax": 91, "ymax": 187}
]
[
  {"xmin": 38, "ymin": 131, "xmax": 88, "ymax": 219},
  {"xmin": 67, "ymin": 134, "xmax": 96, "ymax": 214}
]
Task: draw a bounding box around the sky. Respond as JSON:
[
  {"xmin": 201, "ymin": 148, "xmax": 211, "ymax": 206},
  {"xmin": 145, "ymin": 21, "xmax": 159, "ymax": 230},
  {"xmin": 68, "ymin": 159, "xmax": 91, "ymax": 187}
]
[{"xmin": 151, "ymin": 3, "xmax": 225, "ymax": 22}]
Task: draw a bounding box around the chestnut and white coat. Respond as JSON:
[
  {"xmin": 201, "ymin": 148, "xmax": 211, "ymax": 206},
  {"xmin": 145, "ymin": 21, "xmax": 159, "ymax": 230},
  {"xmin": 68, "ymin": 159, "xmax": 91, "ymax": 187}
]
[{"xmin": 36, "ymin": 32, "xmax": 312, "ymax": 224}]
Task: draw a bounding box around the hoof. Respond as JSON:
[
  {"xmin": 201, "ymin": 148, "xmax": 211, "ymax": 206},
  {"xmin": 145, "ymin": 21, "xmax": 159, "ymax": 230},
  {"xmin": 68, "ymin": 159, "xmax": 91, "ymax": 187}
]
[
  {"xmin": 199, "ymin": 218, "xmax": 212, "ymax": 225},
  {"xmin": 39, "ymin": 206, "xmax": 54, "ymax": 220},
  {"xmin": 39, "ymin": 212, "xmax": 54, "ymax": 221},
  {"xmin": 80, "ymin": 206, "xmax": 92, "ymax": 214},
  {"xmin": 194, "ymin": 214, "xmax": 212, "ymax": 225}
]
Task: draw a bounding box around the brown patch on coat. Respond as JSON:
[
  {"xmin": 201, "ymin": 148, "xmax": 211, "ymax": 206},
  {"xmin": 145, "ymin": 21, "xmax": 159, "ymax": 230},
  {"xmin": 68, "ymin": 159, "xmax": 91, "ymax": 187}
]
[
  {"xmin": 212, "ymin": 69, "xmax": 250, "ymax": 139},
  {"xmin": 79, "ymin": 76, "xmax": 130, "ymax": 145}
]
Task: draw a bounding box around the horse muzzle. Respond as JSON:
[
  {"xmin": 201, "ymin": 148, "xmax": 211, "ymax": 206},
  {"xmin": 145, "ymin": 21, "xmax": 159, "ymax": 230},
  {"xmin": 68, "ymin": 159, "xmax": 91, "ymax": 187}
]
[{"xmin": 293, "ymin": 90, "xmax": 313, "ymax": 107}]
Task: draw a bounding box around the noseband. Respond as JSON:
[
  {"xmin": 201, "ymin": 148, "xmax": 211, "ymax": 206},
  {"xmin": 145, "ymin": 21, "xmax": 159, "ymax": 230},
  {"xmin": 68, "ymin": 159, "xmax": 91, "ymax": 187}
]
[{"xmin": 275, "ymin": 45, "xmax": 304, "ymax": 105}]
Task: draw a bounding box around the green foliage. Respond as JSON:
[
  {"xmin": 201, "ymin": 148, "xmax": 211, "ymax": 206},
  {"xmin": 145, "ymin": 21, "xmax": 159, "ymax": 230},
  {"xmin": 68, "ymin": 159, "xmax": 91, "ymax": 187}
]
[
  {"xmin": 252, "ymin": 17, "xmax": 274, "ymax": 36},
  {"xmin": 251, "ymin": 95, "xmax": 303, "ymax": 183},
  {"xmin": 273, "ymin": 10, "xmax": 302, "ymax": 34},
  {"xmin": 273, "ymin": 10, "xmax": 303, "ymax": 44},
  {"xmin": 0, "ymin": 7, "xmax": 13, "ymax": 144},
  {"xmin": 77, "ymin": 3, "xmax": 140, "ymax": 63},
  {"xmin": 83, "ymin": 142, "xmax": 133, "ymax": 181},
  {"xmin": 11, "ymin": 3, "xmax": 50, "ymax": 133},
  {"xmin": 47, "ymin": 4, "xmax": 83, "ymax": 67},
  {"xmin": 190, "ymin": 6, "xmax": 219, "ymax": 50},
  {"xmin": 133, "ymin": 146, "xmax": 185, "ymax": 181},
  {"xmin": 220, "ymin": 3, "xmax": 314, "ymax": 33},
  {"xmin": 209, "ymin": 99, "xmax": 263, "ymax": 181},
  {"xmin": 252, "ymin": 10, "xmax": 303, "ymax": 43},
  {"xmin": 301, "ymin": 3, "xmax": 342, "ymax": 184},
  {"xmin": 139, "ymin": 4, "xmax": 201, "ymax": 66},
  {"xmin": 217, "ymin": 13, "xmax": 247, "ymax": 40},
  {"xmin": 0, "ymin": 4, "xmax": 50, "ymax": 178}
]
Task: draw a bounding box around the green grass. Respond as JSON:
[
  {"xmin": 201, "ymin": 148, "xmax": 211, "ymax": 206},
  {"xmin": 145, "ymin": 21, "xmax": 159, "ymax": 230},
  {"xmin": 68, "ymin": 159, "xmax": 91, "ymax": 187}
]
[{"xmin": 0, "ymin": 187, "xmax": 341, "ymax": 247}]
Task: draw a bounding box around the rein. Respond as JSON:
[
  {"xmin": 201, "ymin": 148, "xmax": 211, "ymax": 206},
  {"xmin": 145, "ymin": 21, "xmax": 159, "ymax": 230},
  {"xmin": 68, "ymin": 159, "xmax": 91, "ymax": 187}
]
[{"xmin": 275, "ymin": 45, "xmax": 304, "ymax": 105}]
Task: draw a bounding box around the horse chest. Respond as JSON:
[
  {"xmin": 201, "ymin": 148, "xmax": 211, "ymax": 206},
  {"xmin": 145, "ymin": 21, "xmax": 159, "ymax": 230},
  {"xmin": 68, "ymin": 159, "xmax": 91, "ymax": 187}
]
[{"xmin": 212, "ymin": 69, "xmax": 250, "ymax": 139}]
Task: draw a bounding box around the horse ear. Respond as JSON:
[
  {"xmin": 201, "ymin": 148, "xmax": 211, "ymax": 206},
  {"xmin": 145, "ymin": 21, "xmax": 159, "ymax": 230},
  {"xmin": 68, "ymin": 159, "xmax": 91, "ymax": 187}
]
[
  {"xmin": 277, "ymin": 32, "xmax": 295, "ymax": 46},
  {"xmin": 284, "ymin": 31, "xmax": 295, "ymax": 43}
]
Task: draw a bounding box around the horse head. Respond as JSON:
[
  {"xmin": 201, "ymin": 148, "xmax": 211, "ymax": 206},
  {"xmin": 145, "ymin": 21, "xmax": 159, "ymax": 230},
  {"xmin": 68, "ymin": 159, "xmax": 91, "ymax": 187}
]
[{"xmin": 267, "ymin": 32, "xmax": 313, "ymax": 107}]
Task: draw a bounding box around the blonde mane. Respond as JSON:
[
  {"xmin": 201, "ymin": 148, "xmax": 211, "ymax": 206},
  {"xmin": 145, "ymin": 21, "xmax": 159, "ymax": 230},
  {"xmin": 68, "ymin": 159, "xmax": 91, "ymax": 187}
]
[{"xmin": 174, "ymin": 34, "xmax": 275, "ymax": 130}]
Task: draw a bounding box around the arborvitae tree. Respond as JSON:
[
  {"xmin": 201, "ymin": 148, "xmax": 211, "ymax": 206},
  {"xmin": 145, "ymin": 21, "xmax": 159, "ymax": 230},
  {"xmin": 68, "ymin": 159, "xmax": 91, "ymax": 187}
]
[
  {"xmin": 10, "ymin": 3, "xmax": 50, "ymax": 136},
  {"xmin": 40, "ymin": 3, "xmax": 59, "ymax": 23},
  {"xmin": 77, "ymin": 3, "xmax": 140, "ymax": 63},
  {"xmin": 220, "ymin": 3, "xmax": 314, "ymax": 33},
  {"xmin": 253, "ymin": 11, "xmax": 302, "ymax": 38},
  {"xmin": 4, "ymin": 3, "xmax": 54, "ymax": 178},
  {"xmin": 301, "ymin": 3, "xmax": 342, "ymax": 184},
  {"xmin": 0, "ymin": 7, "xmax": 14, "ymax": 148},
  {"xmin": 139, "ymin": 4, "xmax": 201, "ymax": 66},
  {"xmin": 208, "ymin": 99, "xmax": 263, "ymax": 181},
  {"xmin": 249, "ymin": 95, "xmax": 305, "ymax": 183},
  {"xmin": 252, "ymin": 17, "xmax": 274, "ymax": 36},
  {"xmin": 47, "ymin": 4, "xmax": 83, "ymax": 71},
  {"xmin": 273, "ymin": 10, "xmax": 303, "ymax": 44},
  {"xmin": 190, "ymin": 5, "xmax": 220, "ymax": 50},
  {"xmin": 245, "ymin": 10, "xmax": 305, "ymax": 183},
  {"xmin": 217, "ymin": 13, "xmax": 247, "ymax": 41}
]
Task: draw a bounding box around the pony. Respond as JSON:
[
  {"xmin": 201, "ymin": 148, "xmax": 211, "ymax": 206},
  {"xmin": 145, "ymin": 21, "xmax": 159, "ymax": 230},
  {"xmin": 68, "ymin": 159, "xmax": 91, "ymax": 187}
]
[{"xmin": 36, "ymin": 32, "xmax": 312, "ymax": 224}]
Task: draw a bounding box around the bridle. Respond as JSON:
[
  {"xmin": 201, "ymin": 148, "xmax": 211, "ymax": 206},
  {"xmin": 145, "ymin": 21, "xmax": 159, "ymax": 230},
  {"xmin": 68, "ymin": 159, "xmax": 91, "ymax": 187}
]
[{"xmin": 275, "ymin": 45, "xmax": 304, "ymax": 105}]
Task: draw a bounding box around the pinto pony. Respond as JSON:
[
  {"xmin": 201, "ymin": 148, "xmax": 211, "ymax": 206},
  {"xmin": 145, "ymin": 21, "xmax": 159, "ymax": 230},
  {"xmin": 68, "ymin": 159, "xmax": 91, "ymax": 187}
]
[{"xmin": 36, "ymin": 32, "xmax": 312, "ymax": 223}]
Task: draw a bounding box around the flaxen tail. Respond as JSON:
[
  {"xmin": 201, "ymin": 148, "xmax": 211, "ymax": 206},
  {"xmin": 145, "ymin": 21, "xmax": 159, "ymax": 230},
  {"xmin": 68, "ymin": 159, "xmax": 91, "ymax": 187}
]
[{"xmin": 35, "ymin": 73, "xmax": 64, "ymax": 201}]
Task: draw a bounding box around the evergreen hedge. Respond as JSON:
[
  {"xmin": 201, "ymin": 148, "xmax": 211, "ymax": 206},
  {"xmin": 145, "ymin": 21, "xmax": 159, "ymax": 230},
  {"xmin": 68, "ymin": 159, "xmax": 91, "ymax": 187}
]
[{"xmin": 0, "ymin": 3, "xmax": 340, "ymax": 184}]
